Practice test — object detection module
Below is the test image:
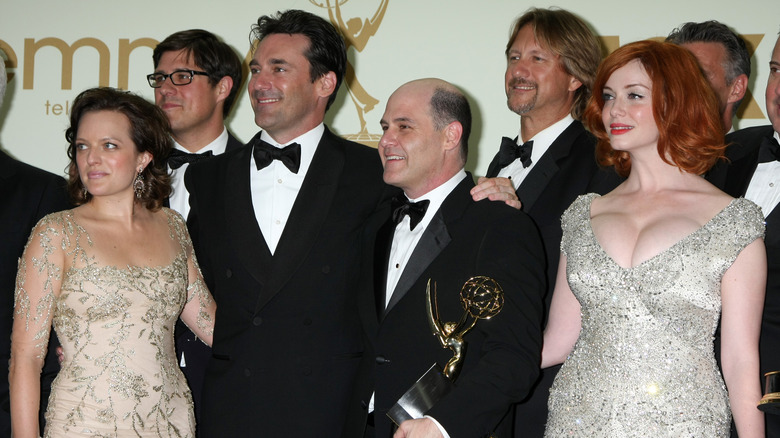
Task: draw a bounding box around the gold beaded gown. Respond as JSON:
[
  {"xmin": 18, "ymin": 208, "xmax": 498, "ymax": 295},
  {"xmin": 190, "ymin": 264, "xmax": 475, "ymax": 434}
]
[
  {"xmin": 544, "ymin": 194, "xmax": 765, "ymax": 437},
  {"xmin": 13, "ymin": 209, "xmax": 214, "ymax": 437}
]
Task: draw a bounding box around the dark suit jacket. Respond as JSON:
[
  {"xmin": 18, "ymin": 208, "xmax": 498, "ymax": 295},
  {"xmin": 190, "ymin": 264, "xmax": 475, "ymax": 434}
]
[
  {"xmin": 485, "ymin": 120, "xmax": 620, "ymax": 437},
  {"xmin": 0, "ymin": 150, "xmax": 70, "ymax": 435},
  {"xmin": 344, "ymin": 175, "xmax": 545, "ymax": 438},
  {"xmin": 707, "ymin": 125, "xmax": 780, "ymax": 437},
  {"xmin": 185, "ymin": 127, "xmax": 389, "ymax": 437},
  {"xmin": 174, "ymin": 130, "xmax": 242, "ymax": 434}
]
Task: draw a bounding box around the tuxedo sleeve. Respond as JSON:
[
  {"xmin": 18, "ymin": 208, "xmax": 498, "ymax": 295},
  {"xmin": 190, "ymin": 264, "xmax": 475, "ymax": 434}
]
[{"xmin": 427, "ymin": 208, "xmax": 545, "ymax": 437}]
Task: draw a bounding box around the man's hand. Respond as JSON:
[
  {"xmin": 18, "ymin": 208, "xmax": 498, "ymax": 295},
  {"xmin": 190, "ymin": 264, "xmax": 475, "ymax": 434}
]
[
  {"xmin": 394, "ymin": 418, "xmax": 444, "ymax": 438},
  {"xmin": 470, "ymin": 177, "xmax": 521, "ymax": 210}
]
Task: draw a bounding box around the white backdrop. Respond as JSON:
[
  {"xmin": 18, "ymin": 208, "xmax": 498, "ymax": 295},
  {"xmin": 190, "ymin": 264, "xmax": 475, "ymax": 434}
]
[{"xmin": 2, "ymin": 0, "xmax": 779, "ymax": 177}]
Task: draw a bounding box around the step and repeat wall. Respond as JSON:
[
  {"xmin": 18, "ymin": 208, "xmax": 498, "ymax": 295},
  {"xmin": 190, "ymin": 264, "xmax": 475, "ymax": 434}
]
[{"xmin": 2, "ymin": 0, "xmax": 779, "ymax": 176}]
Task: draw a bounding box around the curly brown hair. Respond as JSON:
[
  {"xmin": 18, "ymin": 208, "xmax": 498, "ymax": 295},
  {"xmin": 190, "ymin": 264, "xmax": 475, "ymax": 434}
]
[{"xmin": 65, "ymin": 87, "xmax": 172, "ymax": 210}]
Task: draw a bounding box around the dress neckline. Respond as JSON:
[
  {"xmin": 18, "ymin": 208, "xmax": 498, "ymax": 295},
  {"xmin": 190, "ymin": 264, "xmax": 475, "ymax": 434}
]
[
  {"xmin": 584, "ymin": 194, "xmax": 737, "ymax": 271},
  {"xmin": 63, "ymin": 208, "xmax": 186, "ymax": 272}
]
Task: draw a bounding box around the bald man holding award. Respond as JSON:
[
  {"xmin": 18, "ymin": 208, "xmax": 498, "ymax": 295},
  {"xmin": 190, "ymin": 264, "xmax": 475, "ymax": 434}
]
[{"xmin": 344, "ymin": 78, "xmax": 545, "ymax": 438}]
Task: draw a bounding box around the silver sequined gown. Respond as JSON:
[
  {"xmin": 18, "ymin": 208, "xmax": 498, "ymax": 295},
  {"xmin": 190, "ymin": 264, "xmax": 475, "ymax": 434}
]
[
  {"xmin": 14, "ymin": 209, "xmax": 213, "ymax": 437},
  {"xmin": 544, "ymin": 193, "xmax": 764, "ymax": 437}
]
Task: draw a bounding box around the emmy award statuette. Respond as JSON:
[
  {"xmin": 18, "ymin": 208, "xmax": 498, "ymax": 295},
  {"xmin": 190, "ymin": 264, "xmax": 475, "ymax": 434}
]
[{"xmin": 387, "ymin": 276, "xmax": 504, "ymax": 425}]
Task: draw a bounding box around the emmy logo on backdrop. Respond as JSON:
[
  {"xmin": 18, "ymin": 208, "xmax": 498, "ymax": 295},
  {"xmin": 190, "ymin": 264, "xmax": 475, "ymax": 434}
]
[
  {"xmin": 387, "ymin": 276, "xmax": 504, "ymax": 425},
  {"xmin": 311, "ymin": 0, "xmax": 388, "ymax": 147}
]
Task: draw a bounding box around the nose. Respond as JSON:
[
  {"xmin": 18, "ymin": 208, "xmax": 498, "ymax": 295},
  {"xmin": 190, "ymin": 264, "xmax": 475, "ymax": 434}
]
[
  {"xmin": 378, "ymin": 128, "xmax": 396, "ymax": 153},
  {"xmin": 85, "ymin": 147, "xmax": 101, "ymax": 165},
  {"xmin": 507, "ymin": 58, "xmax": 530, "ymax": 79},
  {"xmin": 157, "ymin": 77, "xmax": 177, "ymax": 97},
  {"xmin": 250, "ymin": 70, "xmax": 271, "ymax": 91},
  {"xmin": 608, "ymin": 97, "xmax": 624, "ymax": 117}
]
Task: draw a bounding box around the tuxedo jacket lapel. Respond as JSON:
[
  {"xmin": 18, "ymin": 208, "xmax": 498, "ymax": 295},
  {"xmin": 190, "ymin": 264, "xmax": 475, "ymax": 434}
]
[
  {"xmin": 723, "ymin": 148, "xmax": 759, "ymax": 198},
  {"xmin": 383, "ymin": 210, "xmax": 451, "ymax": 317},
  {"xmin": 382, "ymin": 177, "xmax": 476, "ymax": 316},
  {"xmin": 517, "ymin": 122, "xmax": 583, "ymax": 212},
  {"xmin": 226, "ymin": 146, "xmax": 273, "ymax": 287},
  {"xmin": 254, "ymin": 130, "xmax": 344, "ymax": 312}
]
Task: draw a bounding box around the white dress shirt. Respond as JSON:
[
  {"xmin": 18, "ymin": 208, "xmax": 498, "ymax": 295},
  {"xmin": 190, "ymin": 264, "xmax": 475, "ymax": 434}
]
[
  {"xmin": 371, "ymin": 169, "xmax": 467, "ymax": 438},
  {"xmin": 169, "ymin": 127, "xmax": 230, "ymax": 219},
  {"xmin": 250, "ymin": 124, "xmax": 323, "ymax": 254},
  {"xmin": 497, "ymin": 114, "xmax": 574, "ymax": 190},
  {"xmin": 384, "ymin": 170, "xmax": 468, "ymax": 305},
  {"xmin": 744, "ymin": 131, "xmax": 780, "ymax": 219}
]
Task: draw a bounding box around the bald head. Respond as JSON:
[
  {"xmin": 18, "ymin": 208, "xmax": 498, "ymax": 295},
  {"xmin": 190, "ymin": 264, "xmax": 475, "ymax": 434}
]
[{"xmin": 379, "ymin": 78, "xmax": 471, "ymax": 198}]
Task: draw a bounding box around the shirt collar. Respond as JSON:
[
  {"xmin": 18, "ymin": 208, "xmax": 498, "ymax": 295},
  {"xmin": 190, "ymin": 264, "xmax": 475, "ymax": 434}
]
[{"xmin": 173, "ymin": 126, "xmax": 229, "ymax": 155}]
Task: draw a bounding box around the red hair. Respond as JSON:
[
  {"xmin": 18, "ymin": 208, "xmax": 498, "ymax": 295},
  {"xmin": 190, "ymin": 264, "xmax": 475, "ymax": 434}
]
[{"xmin": 583, "ymin": 40, "xmax": 725, "ymax": 177}]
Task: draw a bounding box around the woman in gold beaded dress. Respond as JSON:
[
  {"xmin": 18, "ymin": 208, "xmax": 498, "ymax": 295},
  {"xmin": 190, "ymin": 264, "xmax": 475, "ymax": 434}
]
[
  {"xmin": 542, "ymin": 41, "xmax": 766, "ymax": 437},
  {"xmin": 9, "ymin": 87, "xmax": 216, "ymax": 438}
]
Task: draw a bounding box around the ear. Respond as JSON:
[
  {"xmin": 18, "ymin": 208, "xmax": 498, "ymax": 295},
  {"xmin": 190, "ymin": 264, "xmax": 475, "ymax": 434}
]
[
  {"xmin": 568, "ymin": 75, "xmax": 583, "ymax": 92},
  {"xmin": 443, "ymin": 121, "xmax": 463, "ymax": 152},
  {"xmin": 726, "ymin": 74, "xmax": 748, "ymax": 104},
  {"xmin": 317, "ymin": 71, "xmax": 338, "ymax": 100},
  {"xmin": 215, "ymin": 76, "xmax": 233, "ymax": 103},
  {"xmin": 137, "ymin": 151, "xmax": 153, "ymax": 171}
]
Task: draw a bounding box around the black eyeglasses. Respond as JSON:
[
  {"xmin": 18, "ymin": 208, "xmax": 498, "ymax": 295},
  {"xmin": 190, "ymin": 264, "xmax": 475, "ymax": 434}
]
[{"xmin": 147, "ymin": 69, "xmax": 209, "ymax": 88}]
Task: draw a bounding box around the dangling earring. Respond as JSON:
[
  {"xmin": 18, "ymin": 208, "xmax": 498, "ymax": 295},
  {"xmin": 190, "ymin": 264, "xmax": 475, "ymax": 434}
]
[
  {"xmin": 133, "ymin": 168, "xmax": 146, "ymax": 199},
  {"xmin": 82, "ymin": 185, "xmax": 88, "ymax": 199}
]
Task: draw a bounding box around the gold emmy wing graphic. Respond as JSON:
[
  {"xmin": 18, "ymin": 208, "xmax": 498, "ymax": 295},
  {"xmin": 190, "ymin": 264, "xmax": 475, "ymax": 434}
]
[{"xmin": 312, "ymin": 0, "xmax": 388, "ymax": 147}]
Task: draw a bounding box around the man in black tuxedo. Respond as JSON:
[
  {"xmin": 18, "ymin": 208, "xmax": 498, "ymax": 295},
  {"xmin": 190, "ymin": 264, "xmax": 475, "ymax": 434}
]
[
  {"xmin": 0, "ymin": 58, "xmax": 70, "ymax": 436},
  {"xmin": 666, "ymin": 20, "xmax": 750, "ymax": 134},
  {"xmin": 469, "ymin": 8, "xmax": 620, "ymax": 436},
  {"xmin": 147, "ymin": 29, "xmax": 243, "ymax": 429},
  {"xmin": 708, "ymin": 31, "xmax": 780, "ymax": 437},
  {"xmin": 345, "ymin": 78, "xmax": 545, "ymax": 438},
  {"xmin": 184, "ymin": 10, "xmax": 390, "ymax": 437}
]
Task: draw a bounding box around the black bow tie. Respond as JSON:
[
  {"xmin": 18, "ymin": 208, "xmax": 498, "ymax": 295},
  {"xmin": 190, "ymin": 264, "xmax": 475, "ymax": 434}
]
[
  {"xmin": 757, "ymin": 136, "xmax": 780, "ymax": 163},
  {"xmin": 497, "ymin": 136, "xmax": 533, "ymax": 168},
  {"xmin": 391, "ymin": 196, "xmax": 430, "ymax": 231},
  {"xmin": 253, "ymin": 139, "xmax": 301, "ymax": 173},
  {"xmin": 167, "ymin": 149, "xmax": 214, "ymax": 169}
]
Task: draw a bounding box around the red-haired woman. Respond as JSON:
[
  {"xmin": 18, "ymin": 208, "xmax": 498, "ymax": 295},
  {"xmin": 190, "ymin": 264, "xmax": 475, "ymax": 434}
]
[{"xmin": 542, "ymin": 40, "xmax": 766, "ymax": 437}]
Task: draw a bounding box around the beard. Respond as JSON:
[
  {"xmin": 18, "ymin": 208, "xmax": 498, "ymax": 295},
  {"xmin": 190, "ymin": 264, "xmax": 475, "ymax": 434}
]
[{"xmin": 506, "ymin": 78, "xmax": 538, "ymax": 115}]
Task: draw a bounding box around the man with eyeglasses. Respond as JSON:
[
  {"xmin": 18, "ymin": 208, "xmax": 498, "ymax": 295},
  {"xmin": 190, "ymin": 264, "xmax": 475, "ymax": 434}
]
[{"xmin": 147, "ymin": 29, "xmax": 243, "ymax": 433}]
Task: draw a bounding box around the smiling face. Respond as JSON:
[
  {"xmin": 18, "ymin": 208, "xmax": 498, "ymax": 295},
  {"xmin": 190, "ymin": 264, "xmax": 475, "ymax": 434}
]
[
  {"xmin": 247, "ymin": 33, "xmax": 333, "ymax": 144},
  {"xmin": 767, "ymin": 36, "xmax": 780, "ymax": 135},
  {"xmin": 378, "ymin": 83, "xmax": 449, "ymax": 199},
  {"xmin": 153, "ymin": 49, "xmax": 225, "ymax": 146},
  {"xmin": 75, "ymin": 110, "xmax": 151, "ymax": 200},
  {"xmin": 505, "ymin": 24, "xmax": 581, "ymax": 125},
  {"xmin": 601, "ymin": 60, "xmax": 659, "ymax": 154}
]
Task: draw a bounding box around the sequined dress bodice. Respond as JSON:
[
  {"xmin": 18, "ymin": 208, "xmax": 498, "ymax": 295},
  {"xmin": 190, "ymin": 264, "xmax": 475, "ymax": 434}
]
[
  {"xmin": 545, "ymin": 194, "xmax": 764, "ymax": 437},
  {"xmin": 38, "ymin": 210, "xmax": 196, "ymax": 437}
]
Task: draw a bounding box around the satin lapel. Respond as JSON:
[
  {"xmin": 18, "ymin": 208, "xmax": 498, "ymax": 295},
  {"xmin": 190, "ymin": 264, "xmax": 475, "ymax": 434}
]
[
  {"xmin": 517, "ymin": 123, "xmax": 584, "ymax": 212},
  {"xmin": 383, "ymin": 210, "xmax": 451, "ymax": 317},
  {"xmin": 225, "ymin": 131, "xmax": 243, "ymax": 151},
  {"xmin": 382, "ymin": 176, "xmax": 475, "ymax": 316},
  {"xmin": 723, "ymin": 148, "xmax": 759, "ymax": 197},
  {"xmin": 226, "ymin": 146, "xmax": 272, "ymax": 286},
  {"xmin": 371, "ymin": 219, "xmax": 395, "ymax": 325},
  {"xmin": 254, "ymin": 131, "xmax": 344, "ymax": 312}
]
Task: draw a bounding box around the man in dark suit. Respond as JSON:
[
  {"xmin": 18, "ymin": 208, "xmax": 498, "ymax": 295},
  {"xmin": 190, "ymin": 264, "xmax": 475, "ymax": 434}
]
[
  {"xmin": 0, "ymin": 59, "xmax": 70, "ymax": 436},
  {"xmin": 708, "ymin": 31, "xmax": 780, "ymax": 437},
  {"xmin": 147, "ymin": 29, "xmax": 243, "ymax": 430},
  {"xmin": 666, "ymin": 20, "xmax": 750, "ymax": 134},
  {"xmin": 184, "ymin": 10, "xmax": 390, "ymax": 437},
  {"xmin": 469, "ymin": 8, "xmax": 620, "ymax": 436},
  {"xmin": 345, "ymin": 78, "xmax": 545, "ymax": 438}
]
